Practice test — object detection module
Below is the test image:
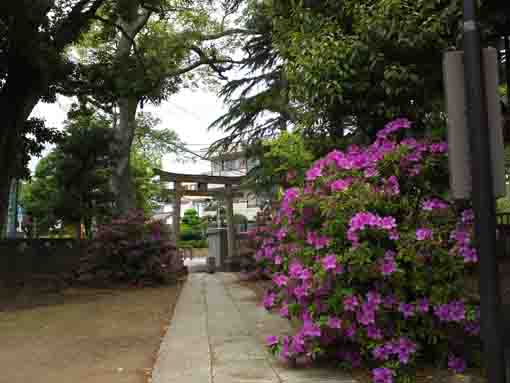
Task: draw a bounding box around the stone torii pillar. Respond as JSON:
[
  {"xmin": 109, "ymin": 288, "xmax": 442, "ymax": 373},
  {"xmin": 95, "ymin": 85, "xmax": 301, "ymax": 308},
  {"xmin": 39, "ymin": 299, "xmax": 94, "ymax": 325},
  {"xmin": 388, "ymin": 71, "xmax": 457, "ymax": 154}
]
[
  {"xmin": 173, "ymin": 182, "xmax": 182, "ymax": 242},
  {"xmin": 225, "ymin": 184, "xmax": 236, "ymax": 261}
]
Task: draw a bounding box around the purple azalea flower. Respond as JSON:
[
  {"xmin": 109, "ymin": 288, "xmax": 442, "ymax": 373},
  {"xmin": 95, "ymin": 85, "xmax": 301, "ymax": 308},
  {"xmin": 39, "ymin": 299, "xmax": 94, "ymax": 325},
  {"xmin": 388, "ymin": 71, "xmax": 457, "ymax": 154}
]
[
  {"xmin": 366, "ymin": 291, "xmax": 382, "ymax": 307},
  {"xmin": 331, "ymin": 178, "xmax": 352, "ymax": 192},
  {"xmin": 280, "ymin": 336, "xmax": 291, "ymax": 360},
  {"xmin": 399, "ymin": 303, "xmax": 415, "ymax": 318},
  {"xmin": 383, "ymin": 295, "xmax": 398, "ymax": 309},
  {"xmin": 385, "ymin": 176, "xmax": 400, "ymax": 195},
  {"xmin": 279, "ymin": 304, "xmax": 289, "ymax": 318},
  {"xmin": 343, "ymin": 295, "xmax": 359, "ymax": 311},
  {"xmin": 465, "ymin": 321, "xmax": 480, "ymax": 336},
  {"xmin": 364, "ymin": 167, "xmax": 379, "ymax": 178},
  {"xmin": 372, "ymin": 367, "xmax": 394, "ymax": 383},
  {"xmin": 335, "ymin": 263, "xmax": 345, "ymax": 274},
  {"xmin": 322, "ymin": 254, "xmax": 337, "ymax": 271},
  {"xmin": 263, "ymin": 293, "xmax": 276, "ymax": 309},
  {"xmin": 306, "ymin": 231, "xmax": 331, "ymax": 250},
  {"xmin": 434, "ymin": 301, "xmax": 465, "ymax": 322},
  {"xmin": 377, "ymin": 118, "xmax": 412, "ymax": 139},
  {"xmin": 422, "ymin": 198, "xmax": 449, "ymax": 211},
  {"xmin": 430, "ymin": 142, "xmax": 448, "ymax": 153},
  {"xmin": 379, "ymin": 252, "xmax": 397, "ymax": 276},
  {"xmin": 305, "ymin": 165, "xmax": 322, "ymax": 181},
  {"xmin": 450, "ymin": 229, "xmax": 471, "ymax": 246},
  {"xmin": 417, "ymin": 298, "xmax": 429, "ymax": 313},
  {"xmin": 302, "ymin": 320, "xmax": 321, "ymax": 338},
  {"xmin": 389, "ymin": 230, "xmax": 400, "ymax": 240},
  {"xmin": 289, "ymin": 262, "xmax": 303, "ymax": 279},
  {"xmin": 290, "ymin": 333, "xmax": 305, "ymax": 353},
  {"xmin": 461, "ymin": 209, "xmax": 474, "ymax": 224},
  {"xmin": 273, "ymin": 274, "xmax": 288, "ymax": 287},
  {"xmin": 396, "ymin": 338, "xmax": 417, "ymax": 364},
  {"xmin": 345, "ymin": 323, "xmax": 357, "ymax": 339},
  {"xmin": 372, "ymin": 345, "xmax": 391, "ymax": 361},
  {"xmin": 357, "ymin": 303, "xmax": 376, "ymax": 326},
  {"xmin": 448, "ymin": 355, "xmax": 466, "ymax": 373},
  {"xmin": 416, "ymin": 228, "xmax": 433, "ymax": 241},
  {"xmin": 293, "ymin": 285, "xmax": 309, "ymax": 299},
  {"xmin": 381, "ymin": 216, "xmax": 397, "ymax": 230},
  {"xmin": 276, "ymin": 227, "xmax": 288, "ymax": 240},
  {"xmin": 327, "ymin": 316, "xmax": 342, "ymax": 329},
  {"xmin": 298, "ymin": 268, "xmax": 312, "ymax": 281},
  {"xmin": 266, "ymin": 335, "xmax": 279, "ymax": 346},
  {"xmin": 366, "ymin": 325, "xmax": 383, "ymax": 340},
  {"xmin": 459, "ymin": 246, "xmax": 478, "ymax": 263}
]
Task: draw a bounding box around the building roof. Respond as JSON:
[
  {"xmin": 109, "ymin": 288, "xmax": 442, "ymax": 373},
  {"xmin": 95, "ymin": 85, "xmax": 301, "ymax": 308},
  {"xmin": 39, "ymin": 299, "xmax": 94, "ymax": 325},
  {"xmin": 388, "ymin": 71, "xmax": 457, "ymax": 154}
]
[{"xmin": 207, "ymin": 151, "xmax": 246, "ymax": 161}]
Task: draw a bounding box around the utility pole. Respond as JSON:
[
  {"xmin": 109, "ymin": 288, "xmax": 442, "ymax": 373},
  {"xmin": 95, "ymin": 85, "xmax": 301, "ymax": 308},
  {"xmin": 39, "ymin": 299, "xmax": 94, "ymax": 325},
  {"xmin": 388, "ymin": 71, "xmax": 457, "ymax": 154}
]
[{"xmin": 463, "ymin": 0, "xmax": 506, "ymax": 381}]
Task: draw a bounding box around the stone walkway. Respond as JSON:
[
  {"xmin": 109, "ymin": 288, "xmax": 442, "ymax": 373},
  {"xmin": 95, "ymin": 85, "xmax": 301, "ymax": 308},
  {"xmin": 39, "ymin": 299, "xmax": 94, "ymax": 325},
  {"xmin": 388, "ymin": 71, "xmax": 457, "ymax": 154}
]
[{"xmin": 151, "ymin": 273, "xmax": 356, "ymax": 383}]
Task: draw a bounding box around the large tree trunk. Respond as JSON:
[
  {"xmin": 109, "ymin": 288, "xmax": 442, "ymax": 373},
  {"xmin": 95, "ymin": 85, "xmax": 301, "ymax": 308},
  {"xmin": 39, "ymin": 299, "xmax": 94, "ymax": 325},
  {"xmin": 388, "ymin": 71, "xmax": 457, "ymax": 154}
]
[
  {"xmin": 110, "ymin": 4, "xmax": 151, "ymax": 215},
  {"xmin": 0, "ymin": 1, "xmax": 106, "ymax": 234},
  {"xmin": 0, "ymin": 91, "xmax": 40, "ymax": 234},
  {"xmin": 112, "ymin": 96, "xmax": 139, "ymax": 214},
  {"xmin": 0, "ymin": 52, "xmax": 41, "ymax": 236}
]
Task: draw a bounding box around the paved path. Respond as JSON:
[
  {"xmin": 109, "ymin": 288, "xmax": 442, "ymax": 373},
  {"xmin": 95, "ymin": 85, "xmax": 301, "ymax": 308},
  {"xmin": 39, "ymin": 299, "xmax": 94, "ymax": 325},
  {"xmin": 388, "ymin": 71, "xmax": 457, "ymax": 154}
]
[
  {"xmin": 152, "ymin": 273, "xmax": 356, "ymax": 383},
  {"xmin": 183, "ymin": 257, "xmax": 208, "ymax": 273}
]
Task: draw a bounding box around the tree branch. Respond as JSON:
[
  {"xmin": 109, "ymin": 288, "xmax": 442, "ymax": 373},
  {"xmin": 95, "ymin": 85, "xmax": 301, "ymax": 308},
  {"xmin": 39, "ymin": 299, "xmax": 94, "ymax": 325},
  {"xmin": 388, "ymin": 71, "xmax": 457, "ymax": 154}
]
[
  {"xmin": 129, "ymin": 8, "xmax": 151, "ymax": 37},
  {"xmin": 93, "ymin": 15, "xmax": 144, "ymax": 61},
  {"xmin": 140, "ymin": 2, "xmax": 194, "ymax": 14},
  {"xmin": 53, "ymin": 0, "xmax": 106, "ymax": 50},
  {"xmin": 194, "ymin": 28, "xmax": 257, "ymax": 41}
]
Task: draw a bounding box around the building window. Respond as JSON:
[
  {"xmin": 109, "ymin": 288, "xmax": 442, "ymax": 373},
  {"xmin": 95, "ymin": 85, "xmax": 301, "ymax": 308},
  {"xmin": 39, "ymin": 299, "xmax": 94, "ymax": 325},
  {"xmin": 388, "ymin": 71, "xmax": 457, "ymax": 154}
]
[
  {"xmin": 247, "ymin": 195, "xmax": 258, "ymax": 208},
  {"xmin": 222, "ymin": 159, "xmax": 237, "ymax": 171}
]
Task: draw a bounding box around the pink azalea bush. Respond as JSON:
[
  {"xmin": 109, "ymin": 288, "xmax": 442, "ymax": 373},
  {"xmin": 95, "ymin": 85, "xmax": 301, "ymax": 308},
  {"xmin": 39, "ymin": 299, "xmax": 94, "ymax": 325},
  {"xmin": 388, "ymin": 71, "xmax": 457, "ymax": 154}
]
[
  {"xmin": 83, "ymin": 210, "xmax": 185, "ymax": 285},
  {"xmin": 249, "ymin": 119, "xmax": 480, "ymax": 382}
]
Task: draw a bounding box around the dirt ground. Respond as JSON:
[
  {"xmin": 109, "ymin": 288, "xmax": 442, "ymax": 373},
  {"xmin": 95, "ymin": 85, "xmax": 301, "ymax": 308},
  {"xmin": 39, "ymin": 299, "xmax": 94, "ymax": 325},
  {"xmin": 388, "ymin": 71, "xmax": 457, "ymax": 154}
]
[{"xmin": 0, "ymin": 282, "xmax": 183, "ymax": 383}]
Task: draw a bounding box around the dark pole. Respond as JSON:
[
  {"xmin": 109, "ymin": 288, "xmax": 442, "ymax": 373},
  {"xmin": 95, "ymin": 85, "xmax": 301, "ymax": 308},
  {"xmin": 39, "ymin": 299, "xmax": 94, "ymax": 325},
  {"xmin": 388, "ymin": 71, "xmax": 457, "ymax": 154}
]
[
  {"xmin": 505, "ymin": 35, "xmax": 510, "ymax": 100},
  {"xmin": 463, "ymin": 1, "xmax": 506, "ymax": 382}
]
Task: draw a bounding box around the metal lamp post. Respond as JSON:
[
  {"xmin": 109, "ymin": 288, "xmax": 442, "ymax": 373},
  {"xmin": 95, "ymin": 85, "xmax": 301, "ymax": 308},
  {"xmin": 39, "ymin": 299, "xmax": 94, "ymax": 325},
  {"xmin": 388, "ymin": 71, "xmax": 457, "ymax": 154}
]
[{"xmin": 463, "ymin": 0, "xmax": 506, "ymax": 381}]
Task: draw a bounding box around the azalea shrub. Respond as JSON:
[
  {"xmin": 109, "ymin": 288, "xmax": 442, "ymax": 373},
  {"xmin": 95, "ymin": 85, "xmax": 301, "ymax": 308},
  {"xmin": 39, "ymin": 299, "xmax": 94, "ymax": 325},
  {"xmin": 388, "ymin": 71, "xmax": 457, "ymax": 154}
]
[
  {"xmin": 82, "ymin": 210, "xmax": 185, "ymax": 285},
  {"xmin": 250, "ymin": 119, "xmax": 480, "ymax": 383}
]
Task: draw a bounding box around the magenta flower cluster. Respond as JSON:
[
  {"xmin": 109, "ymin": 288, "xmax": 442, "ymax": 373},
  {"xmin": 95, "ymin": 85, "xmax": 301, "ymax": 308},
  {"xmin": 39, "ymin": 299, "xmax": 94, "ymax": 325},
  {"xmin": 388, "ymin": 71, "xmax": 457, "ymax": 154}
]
[
  {"xmin": 248, "ymin": 119, "xmax": 479, "ymax": 382},
  {"xmin": 347, "ymin": 212, "xmax": 398, "ymax": 247}
]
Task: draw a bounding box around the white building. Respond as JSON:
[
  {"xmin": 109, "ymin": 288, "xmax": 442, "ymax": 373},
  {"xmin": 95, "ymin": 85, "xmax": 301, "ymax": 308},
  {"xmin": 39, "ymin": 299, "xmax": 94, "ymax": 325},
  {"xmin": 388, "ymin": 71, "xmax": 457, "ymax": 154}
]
[
  {"xmin": 154, "ymin": 151, "xmax": 263, "ymax": 226},
  {"xmin": 209, "ymin": 152, "xmax": 262, "ymax": 221}
]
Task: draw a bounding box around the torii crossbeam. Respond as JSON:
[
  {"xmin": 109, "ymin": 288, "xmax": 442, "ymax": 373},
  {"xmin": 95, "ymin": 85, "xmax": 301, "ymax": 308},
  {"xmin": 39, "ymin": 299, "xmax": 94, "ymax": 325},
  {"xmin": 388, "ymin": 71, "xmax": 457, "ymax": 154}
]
[{"xmin": 154, "ymin": 169, "xmax": 247, "ymax": 262}]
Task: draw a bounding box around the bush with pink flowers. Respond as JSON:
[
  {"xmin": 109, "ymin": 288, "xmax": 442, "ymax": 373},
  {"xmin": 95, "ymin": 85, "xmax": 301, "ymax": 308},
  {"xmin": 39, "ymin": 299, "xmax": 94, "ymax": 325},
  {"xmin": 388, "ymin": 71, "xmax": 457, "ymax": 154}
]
[
  {"xmin": 81, "ymin": 210, "xmax": 185, "ymax": 285},
  {"xmin": 250, "ymin": 119, "xmax": 481, "ymax": 382}
]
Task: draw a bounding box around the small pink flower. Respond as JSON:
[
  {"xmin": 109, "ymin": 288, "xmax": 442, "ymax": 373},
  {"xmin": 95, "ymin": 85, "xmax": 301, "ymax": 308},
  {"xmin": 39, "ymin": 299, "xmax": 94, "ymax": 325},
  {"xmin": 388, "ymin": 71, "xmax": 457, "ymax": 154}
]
[
  {"xmin": 327, "ymin": 317, "xmax": 342, "ymax": 329},
  {"xmin": 416, "ymin": 228, "xmax": 433, "ymax": 241},
  {"xmin": 322, "ymin": 254, "xmax": 337, "ymax": 271}
]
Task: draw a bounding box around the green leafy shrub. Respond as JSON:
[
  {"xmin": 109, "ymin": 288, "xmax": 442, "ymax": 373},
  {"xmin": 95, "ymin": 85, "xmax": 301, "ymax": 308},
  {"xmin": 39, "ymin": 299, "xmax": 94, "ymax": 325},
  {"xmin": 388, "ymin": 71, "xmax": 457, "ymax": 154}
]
[
  {"xmin": 180, "ymin": 208, "xmax": 204, "ymax": 241},
  {"xmin": 177, "ymin": 239, "xmax": 208, "ymax": 248}
]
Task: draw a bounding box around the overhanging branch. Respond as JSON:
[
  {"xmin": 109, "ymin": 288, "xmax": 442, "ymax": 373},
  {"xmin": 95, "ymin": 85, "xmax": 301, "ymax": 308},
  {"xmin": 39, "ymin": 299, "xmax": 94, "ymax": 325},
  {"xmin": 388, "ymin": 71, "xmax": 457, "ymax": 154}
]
[{"xmin": 53, "ymin": 0, "xmax": 106, "ymax": 50}]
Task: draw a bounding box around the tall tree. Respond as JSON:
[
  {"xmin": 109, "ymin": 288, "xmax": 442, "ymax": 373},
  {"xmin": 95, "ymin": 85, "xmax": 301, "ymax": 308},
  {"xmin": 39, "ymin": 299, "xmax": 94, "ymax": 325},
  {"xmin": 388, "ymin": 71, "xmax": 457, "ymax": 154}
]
[
  {"xmin": 213, "ymin": 0, "xmax": 508, "ymax": 157},
  {"xmin": 21, "ymin": 106, "xmax": 118, "ymax": 238},
  {"xmin": 0, "ymin": 0, "xmax": 108, "ymax": 232},
  {"xmin": 65, "ymin": 0, "xmax": 250, "ymax": 214},
  {"xmin": 131, "ymin": 111, "xmax": 185, "ymax": 212},
  {"xmin": 208, "ymin": 0, "xmax": 295, "ymax": 154}
]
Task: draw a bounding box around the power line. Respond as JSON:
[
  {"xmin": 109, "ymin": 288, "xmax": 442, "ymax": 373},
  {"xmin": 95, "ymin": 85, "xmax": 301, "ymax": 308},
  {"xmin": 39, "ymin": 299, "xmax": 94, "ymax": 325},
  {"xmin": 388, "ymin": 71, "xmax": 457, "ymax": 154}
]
[{"xmin": 168, "ymin": 101, "xmax": 208, "ymax": 123}]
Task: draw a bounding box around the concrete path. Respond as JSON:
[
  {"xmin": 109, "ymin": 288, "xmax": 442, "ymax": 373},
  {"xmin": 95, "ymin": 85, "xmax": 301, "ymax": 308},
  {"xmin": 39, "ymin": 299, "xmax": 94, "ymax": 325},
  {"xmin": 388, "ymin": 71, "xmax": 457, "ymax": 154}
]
[{"xmin": 151, "ymin": 273, "xmax": 356, "ymax": 383}]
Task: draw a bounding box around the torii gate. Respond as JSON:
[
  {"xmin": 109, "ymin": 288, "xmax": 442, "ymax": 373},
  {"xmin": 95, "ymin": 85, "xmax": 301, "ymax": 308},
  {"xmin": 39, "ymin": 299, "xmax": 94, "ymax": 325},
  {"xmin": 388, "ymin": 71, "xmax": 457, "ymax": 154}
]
[{"xmin": 154, "ymin": 169, "xmax": 245, "ymax": 261}]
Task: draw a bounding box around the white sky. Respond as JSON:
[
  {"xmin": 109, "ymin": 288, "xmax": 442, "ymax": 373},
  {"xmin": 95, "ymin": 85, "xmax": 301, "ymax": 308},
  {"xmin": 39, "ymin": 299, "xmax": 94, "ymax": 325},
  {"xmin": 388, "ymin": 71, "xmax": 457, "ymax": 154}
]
[{"xmin": 30, "ymin": 88, "xmax": 229, "ymax": 175}]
